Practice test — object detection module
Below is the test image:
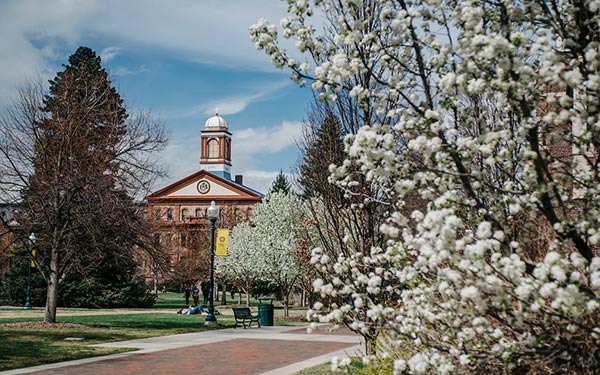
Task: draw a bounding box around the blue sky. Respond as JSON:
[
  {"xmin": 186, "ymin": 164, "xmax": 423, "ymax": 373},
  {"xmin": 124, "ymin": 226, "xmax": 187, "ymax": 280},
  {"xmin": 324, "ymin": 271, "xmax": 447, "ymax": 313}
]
[{"xmin": 0, "ymin": 0, "xmax": 314, "ymax": 194}]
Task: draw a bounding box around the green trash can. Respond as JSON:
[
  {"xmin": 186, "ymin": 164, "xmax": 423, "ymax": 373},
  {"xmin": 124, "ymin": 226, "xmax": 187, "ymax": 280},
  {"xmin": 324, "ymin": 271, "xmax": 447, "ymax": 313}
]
[{"xmin": 257, "ymin": 296, "xmax": 274, "ymax": 326}]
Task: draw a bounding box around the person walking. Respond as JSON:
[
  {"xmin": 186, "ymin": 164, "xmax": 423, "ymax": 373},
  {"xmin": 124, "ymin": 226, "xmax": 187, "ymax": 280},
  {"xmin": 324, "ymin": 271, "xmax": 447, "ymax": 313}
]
[
  {"xmin": 192, "ymin": 284, "xmax": 200, "ymax": 306},
  {"xmin": 201, "ymin": 281, "xmax": 210, "ymax": 305},
  {"xmin": 184, "ymin": 283, "xmax": 191, "ymax": 306}
]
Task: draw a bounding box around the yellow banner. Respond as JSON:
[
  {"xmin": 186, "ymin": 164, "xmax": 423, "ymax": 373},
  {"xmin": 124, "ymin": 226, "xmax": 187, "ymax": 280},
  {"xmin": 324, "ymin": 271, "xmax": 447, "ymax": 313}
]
[{"xmin": 216, "ymin": 229, "xmax": 229, "ymax": 256}]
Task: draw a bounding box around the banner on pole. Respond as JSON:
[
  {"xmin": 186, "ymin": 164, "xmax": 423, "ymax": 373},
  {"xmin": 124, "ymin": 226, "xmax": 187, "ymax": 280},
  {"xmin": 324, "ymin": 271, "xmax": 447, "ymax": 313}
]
[{"xmin": 216, "ymin": 229, "xmax": 229, "ymax": 256}]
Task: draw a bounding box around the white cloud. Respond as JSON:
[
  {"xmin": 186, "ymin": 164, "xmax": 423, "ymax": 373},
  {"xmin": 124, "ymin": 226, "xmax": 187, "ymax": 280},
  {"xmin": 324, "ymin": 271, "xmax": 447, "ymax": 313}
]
[
  {"xmin": 240, "ymin": 170, "xmax": 280, "ymax": 195},
  {"xmin": 0, "ymin": 0, "xmax": 294, "ymax": 91},
  {"xmin": 164, "ymin": 80, "xmax": 292, "ymax": 119},
  {"xmin": 112, "ymin": 65, "xmax": 148, "ymax": 76},
  {"xmin": 203, "ymin": 80, "xmax": 290, "ymax": 116},
  {"xmin": 0, "ymin": 1, "xmax": 100, "ymax": 98},
  {"xmin": 100, "ymin": 47, "xmax": 120, "ymax": 62},
  {"xmin": 234, "ymin": 121, "xmax": 303, "ymax": 156}
]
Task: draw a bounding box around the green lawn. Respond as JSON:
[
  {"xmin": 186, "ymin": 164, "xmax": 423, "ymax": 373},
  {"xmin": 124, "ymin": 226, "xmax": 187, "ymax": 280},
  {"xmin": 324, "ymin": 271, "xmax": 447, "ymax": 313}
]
[{"xmin": 0, "ymin": 312, "xmax": 233, "ymax": 371}]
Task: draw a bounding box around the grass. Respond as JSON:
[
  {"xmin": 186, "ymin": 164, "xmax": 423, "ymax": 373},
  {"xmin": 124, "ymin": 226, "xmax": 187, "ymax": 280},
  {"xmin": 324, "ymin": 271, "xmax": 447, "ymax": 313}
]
[
  {"xmin": 153, "ymin": 290, "xmax": 272, "ymax": 309},
  {"xmin": 0, "ymin": 310, "xmax": 234, "ymax": 371},
  {"xmin": 293, "ymin": 359, "xmax": 366, "ymax": 375},
  {"xmin": 0, "ymin": 292, "xmax": 309, "ymax": 371},
  {"xmin": 154, "ymin": 291, "xmax": 309, "ymax": 325},
  {"xmin": 294, "ymin": 362, "xmax": 335, "ymax": 375},
  {"xmin": 0, "ymin": 328, "xmax": 131, "ymax": 371}
]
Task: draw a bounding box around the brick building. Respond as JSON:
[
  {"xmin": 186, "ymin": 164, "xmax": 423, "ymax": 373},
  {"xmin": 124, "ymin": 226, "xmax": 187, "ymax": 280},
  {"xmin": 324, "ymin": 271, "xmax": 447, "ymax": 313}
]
[{"xmin": 144, "ymin": 113, "xmax": 263, "ymax": 284}]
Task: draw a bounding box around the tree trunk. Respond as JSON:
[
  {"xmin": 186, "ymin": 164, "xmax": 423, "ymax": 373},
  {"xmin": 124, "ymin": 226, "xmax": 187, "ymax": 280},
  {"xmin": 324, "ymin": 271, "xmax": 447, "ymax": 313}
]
[
  {"xmin": 283, "ymin": 296, "xmax": 289, "ymax": 317},
  {"xmin": 364, "ymin": 333, "xmax": 378, "ymax": 355},
  {"xmin": 221, "ymin": 283, "xmax": 227, "ymax": 305},
  {"xmin": 283, "ymin": 286, "xmax": 294, "ymax": 317},
  {"xmin": 245, "ymin": 279, "xmax": 251, "ymax": 307},
  {"xmin": 238, "ymin": 291, "xmax": 242, "ymax": 305},
  {"xmin": 44, "ymin": 251, "xmax": 59, "ymax": 323},
  {"xmin": 153, "ymin": 272, "xmax": 158, "ymax": 297}
]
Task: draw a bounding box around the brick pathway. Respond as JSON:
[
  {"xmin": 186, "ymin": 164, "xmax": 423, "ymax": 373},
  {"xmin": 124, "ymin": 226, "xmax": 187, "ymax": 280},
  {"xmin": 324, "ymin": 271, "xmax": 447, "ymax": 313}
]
[{"xmin": 2, "ymin": 326, "xmax": 361, "ymax": 375}]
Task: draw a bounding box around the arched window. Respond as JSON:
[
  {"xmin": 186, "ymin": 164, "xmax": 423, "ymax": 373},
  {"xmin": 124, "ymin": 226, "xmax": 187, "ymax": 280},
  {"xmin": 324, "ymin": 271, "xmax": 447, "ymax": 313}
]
[
  {"xmin": 195, "ymin": 208, "xmax": 202, "ymax": 217},
  {"xmin": 247, "ymin": 208, "xmax": 254, "ymax": 219},
  {"xmin": 234, "ymin": 208, "xmax": 240, "ymax": 219},
  {"xmin": 181, "ymin": 208, "xmax": 188, "ymax": 221},
  {"xmin": 207, "ymin": 139, "xmax": 219, "ymax": 158},
  {"xmin": 167, "ymin": 208, "xmax": 173, "ymax": 221},
  {"xmin": 225, "ymin": 139, "xmax": 231, "ymax": 159}
]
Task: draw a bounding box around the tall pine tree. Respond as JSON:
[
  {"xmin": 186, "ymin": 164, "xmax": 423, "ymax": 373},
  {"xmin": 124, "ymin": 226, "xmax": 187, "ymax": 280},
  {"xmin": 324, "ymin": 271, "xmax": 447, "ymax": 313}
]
[
  {"xmin": 299, "ymin": 111, "xmax": 345, "ymax": 199},
  {"xmin": 17, "ymin": 47, "xmax": 164, "ymax": 322}
]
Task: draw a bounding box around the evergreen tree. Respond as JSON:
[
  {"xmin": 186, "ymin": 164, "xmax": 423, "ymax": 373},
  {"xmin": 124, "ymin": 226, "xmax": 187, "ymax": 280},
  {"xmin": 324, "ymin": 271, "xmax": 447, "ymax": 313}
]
[
  {"xmin": 269, "ymin": 170, "xmax": 291, "ymax": 194},
  {"xmin": 299, "ymin": 110, "xmax": 345, "ymax": 199},
  {"xmin": 11, "ymin": 46, "xmax": 164, "ymax": 322}
]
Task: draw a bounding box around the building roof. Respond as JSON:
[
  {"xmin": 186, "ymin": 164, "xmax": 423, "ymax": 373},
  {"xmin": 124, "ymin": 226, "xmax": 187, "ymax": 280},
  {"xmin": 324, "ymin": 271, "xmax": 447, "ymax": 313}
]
[
  {"xmin": 145, "ymin": 169, "xmax": 262, "ymax": 204},
  {"xmin": 204, "ymin": 113, "xmax": 228, "ymax": 130}
]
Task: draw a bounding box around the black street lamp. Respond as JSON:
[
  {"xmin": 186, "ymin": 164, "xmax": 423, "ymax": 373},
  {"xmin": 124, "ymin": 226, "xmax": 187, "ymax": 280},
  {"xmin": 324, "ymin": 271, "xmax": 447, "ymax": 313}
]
[
  {"xmin": 205, "ymin": 201, "xmax": 218, "ymax": 325},
  {"xmin": 24, "ymin": 232, "xmax": 36, "ymax": 310}
]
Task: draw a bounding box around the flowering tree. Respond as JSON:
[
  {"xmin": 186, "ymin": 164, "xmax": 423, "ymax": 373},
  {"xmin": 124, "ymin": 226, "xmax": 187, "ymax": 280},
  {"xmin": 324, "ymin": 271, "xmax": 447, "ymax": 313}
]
[
  {"xmin": 252, "ymin": 0, "xmax": 600, "ymax": 373},
  {"xmin": 216, "ymin": 192, "xmax": 302, "ymax": 315},
  {"xmin": 252, "ymin": 192, "xmax": 302, "ymax": 316},
  {"xmin": 215, "ymin": 222, "xmax": 260, "ymax": 306}
]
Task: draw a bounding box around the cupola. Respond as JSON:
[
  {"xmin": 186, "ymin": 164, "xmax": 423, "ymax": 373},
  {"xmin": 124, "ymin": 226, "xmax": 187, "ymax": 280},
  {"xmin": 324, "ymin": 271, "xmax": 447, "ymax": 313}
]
[
  {"xmin": 199, "ymin": 112, "xmax": 232, "ymax": 180},
  {"xmin": 204, "ymin": 113, "xmax": 228, "ymax": 129}
]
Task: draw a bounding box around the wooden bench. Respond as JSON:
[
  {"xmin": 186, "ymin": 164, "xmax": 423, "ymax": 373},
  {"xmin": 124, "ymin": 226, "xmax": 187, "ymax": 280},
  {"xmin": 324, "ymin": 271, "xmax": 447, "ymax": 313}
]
[{"xmin": 232, "ymin": 307, "xmax": 260, "ymax": 328}]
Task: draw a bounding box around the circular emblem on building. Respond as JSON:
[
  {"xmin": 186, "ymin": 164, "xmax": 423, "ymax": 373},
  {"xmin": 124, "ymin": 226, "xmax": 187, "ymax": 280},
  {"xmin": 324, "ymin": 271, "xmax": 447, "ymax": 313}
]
[{"xmin": 196, "ymin": 180, "xmax": 211, "ymax": 194}]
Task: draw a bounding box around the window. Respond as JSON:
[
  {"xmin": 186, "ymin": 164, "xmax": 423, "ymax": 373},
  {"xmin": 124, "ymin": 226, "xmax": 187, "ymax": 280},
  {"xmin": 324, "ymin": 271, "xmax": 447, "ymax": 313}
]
[
  {"xmin": 207, "ymin": 139, "xmax": 219, "ymax": 158},
  {"xmin": 181, "ymin": 208, "xmax": 188, "ymax": 221},
  {"xmin": 167, "ymin": 209, "xmax": 173, "ymax": 221},
  {"xmin": 180, "ymin": 234, "xmax": 187, "ymax": 246},
  {"xmin": 225, "ymin": 139, "xmax": 231, "ymax": 159},
  {"xmin": 234, "ymin": 208, "xmax": 240, "ymax": 219},
  {"xmin": 247, "ymin": 208, "xmax": 254, "ymax": 219},
  {"xmin": 195, "ymin": 208, "xmax": 202, "ymax": 217}
]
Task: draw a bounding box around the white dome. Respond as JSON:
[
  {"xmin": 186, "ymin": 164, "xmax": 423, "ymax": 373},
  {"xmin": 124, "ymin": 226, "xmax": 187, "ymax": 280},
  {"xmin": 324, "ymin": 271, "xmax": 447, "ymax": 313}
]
[{"xmin": 204, "ymin": 113, "xmax": 228, "ymax": 129}]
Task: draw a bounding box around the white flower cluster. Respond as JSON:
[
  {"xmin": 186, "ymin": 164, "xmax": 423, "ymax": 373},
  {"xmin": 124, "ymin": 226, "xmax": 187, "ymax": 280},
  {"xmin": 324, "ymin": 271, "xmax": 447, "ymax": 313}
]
[{"xmin": 253, "ymin": 0, "xmax": 600, "ymax": 373}]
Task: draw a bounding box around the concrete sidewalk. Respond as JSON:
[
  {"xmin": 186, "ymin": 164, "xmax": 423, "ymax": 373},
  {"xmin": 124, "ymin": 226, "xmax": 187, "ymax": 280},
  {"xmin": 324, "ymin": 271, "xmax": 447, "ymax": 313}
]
[{"xmin": 1, "ymin": 325, "xmax": 362, "ymax": 375}]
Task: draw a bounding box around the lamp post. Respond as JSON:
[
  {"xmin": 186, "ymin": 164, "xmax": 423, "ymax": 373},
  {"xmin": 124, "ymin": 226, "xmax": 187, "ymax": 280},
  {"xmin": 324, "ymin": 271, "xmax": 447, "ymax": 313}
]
[
  {"xmin": 24, "ymin": 232, "xmax": 36, "ymax": 309},
  {"xmin": 205, "ymin": 201, "xmax": 218, "ymax": 325}
]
